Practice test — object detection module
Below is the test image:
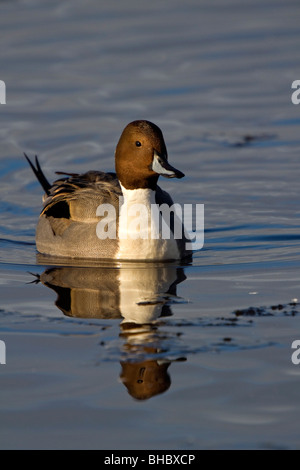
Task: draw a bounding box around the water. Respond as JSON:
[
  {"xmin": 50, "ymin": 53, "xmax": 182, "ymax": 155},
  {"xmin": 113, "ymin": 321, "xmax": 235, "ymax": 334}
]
[{"xmin": 1, "ymin": 0, "xmax": 300, "ymax": 450}]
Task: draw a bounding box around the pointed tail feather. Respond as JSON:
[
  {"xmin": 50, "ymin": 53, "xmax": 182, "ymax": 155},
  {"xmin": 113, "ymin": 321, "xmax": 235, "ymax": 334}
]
[{"xmin": 24, "ymin": 153, "xmax": 51, "ymax": 195}]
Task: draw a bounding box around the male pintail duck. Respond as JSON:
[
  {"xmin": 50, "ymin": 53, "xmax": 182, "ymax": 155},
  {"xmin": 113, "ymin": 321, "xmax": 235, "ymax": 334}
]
[{"xmin": 26, "ymin": 120, "xmax": 192, "ymax": 261}]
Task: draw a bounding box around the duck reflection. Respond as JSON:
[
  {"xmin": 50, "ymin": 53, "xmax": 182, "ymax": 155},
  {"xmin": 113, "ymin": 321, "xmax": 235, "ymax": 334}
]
[{"xmin": 36, "ymin": 263, "xmax": 187, "ymax": 400}]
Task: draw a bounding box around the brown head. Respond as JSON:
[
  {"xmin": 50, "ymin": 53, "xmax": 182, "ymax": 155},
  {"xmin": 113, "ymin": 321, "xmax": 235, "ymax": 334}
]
[{"xmin": 115, "ymin": 120, "xmax": 184, "ymax": 190}]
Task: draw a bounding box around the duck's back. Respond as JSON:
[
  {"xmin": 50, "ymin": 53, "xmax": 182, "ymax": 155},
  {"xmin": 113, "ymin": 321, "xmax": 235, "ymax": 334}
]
[{"xmin": 36, "ymin": 171, "xmax": 122, "ymax": 259}]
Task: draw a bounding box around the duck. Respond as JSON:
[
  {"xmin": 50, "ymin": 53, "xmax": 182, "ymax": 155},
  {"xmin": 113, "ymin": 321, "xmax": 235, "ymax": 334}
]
[{"xmin": 25, "ymin": 120, "xmax": 192, "ymax": 261}]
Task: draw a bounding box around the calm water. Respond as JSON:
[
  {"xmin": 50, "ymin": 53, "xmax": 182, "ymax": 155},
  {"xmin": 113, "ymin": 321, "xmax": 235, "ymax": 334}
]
[{"xmin": 1, "ymin": 0, "xmax": 300, "ymax": 450}]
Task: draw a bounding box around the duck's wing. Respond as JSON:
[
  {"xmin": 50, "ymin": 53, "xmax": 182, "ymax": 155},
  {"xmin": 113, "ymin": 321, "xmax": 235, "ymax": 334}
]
[
  {"xmin": 25, "ymin": 154, "xmax": 122, "ymax": 221},
  {"xmin": 41, "ymin": 170, "xmax": 122, "ymax": 222},
  {"xmin": 25, "ymin": 155, "xmax": 123, "ymax": 258},
  {"xmin": 26, "ymin": 153, "xmax": 122, "ymax": 233}
]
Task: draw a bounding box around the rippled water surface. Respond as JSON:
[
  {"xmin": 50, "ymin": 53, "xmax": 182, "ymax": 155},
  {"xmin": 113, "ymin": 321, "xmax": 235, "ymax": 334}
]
[{"xmin": 1, "ymin": 0, "xmax": 300, "ymax": 450}]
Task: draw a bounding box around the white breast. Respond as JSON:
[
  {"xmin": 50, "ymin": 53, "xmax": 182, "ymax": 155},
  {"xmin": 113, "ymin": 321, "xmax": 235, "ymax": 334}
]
[{"xmin": 117, "ymin": 185, "xmax": 180, "ymax": 260}]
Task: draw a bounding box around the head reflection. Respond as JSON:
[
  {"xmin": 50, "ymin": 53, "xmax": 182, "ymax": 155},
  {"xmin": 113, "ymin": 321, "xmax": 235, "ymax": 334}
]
[
  {"xmin": 120, "ymin": 359, "xmax": 171, "ymax": 401},
  {"xmin": 119, "ymin": 322, "xmax": 173, "ymax": 400}
]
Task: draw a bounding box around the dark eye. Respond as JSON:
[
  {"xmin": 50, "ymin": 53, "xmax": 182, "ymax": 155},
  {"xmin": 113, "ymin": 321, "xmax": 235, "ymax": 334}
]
[{"xmin": 135, "ymin": 141, "xmax": 142, "ymax": 147}]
